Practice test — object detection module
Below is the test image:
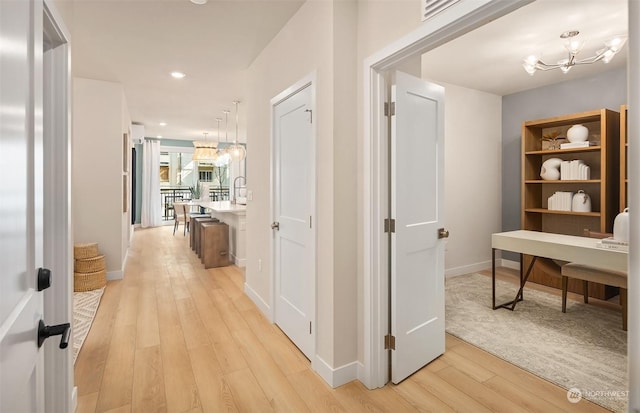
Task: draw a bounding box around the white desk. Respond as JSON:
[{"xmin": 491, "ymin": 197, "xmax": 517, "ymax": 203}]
[
  {"xmin": 193, "ymin": 201, "xmax": 247, "ymax": 267},
  {"xmin": 491, "ymin": 230, "xmax": 627, "ymax": 310}
]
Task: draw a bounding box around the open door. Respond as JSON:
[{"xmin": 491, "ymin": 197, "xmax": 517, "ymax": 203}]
[{"xmin": 390, "ymin": 71, "xmax": 446, "ymax": 383}]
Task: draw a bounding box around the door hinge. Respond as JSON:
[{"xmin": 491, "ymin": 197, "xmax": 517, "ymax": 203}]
[
  {"xmin": 384, "ymin": 102, "xmax": 396, "ymax": 117},
  {"xmin": 310, "ymin": 216, "xmax": 312, "ymax": 229},
  {"xmin": 384, "ymin": 218, "xmax": 395, "ymax": 233},
  {"xmin": 309, "ymin": 321, "xmax": 312, "ymax": 334},
  {"xmin": 384, "ymin": 334, "xmax": 396, "ymax": 350}
]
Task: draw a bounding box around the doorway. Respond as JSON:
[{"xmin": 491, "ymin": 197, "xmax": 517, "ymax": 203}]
[
  {"xmin": 362, "ymin": 0, "xmax": 546, "ymax": 389},
  {"xmin": 271, "ymin": 75, "xmax": 317, "ymax": 361}
]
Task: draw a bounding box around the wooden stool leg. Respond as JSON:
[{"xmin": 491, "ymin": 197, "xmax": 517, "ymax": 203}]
[
  {"xmin": 562, "ymin": 276, "xmax": 568, "ymax": 313},
  {"xmin": 621, "ymin": 288, "xmax": 627, "ymax": 331},
  {"xmin": 582, "ymin": 280, "xmax": 589, "ymax": 304}
]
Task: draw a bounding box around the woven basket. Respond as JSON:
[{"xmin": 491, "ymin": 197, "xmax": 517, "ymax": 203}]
[
  {"xmin": 75, "ymin": 255, "xmax": 106, "ymax": 273},
  {"xmin": 74, "ymin": 269, "xmax": 106, "ymax": 292},
  {"xmin": 74, "ymin": 243, "xmax": 99, "ymax": 259}
]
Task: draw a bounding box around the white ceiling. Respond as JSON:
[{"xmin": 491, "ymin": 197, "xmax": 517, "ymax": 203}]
[
  {"xmin": 66, "ymin": 0, "xmax": 627, "ymax": 141},
  {"xmin": 422, "ymin": 0, "xmax": 628, "ymax": 96},
  {"xmin": 67, "ymin": 0, "xmax": 304, "ymax": 140}
]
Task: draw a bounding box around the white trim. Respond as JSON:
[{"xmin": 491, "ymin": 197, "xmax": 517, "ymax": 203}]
[
  {"xmin": 106, "ymin": 270, "xmax": 123, "ymax": 281},
  {"xmin": 501, "ymin": 259, "xmax": 520, "ymax": 271},
  {"xmin": 159, "ymin": 145, "xmax": 194, "ymax": 153},
  {"xmin": 244, "ymin": 283, "xmax": 272, "ymax": 322},
  {"xmin": 232, "ymin": 255, "xmax": 246, "ymax": 268},
  {"xmin": 445, "ymin": 260, "xmax": 492, "ymax": 278},
  {"xmin": 42, "ymin": 0, "xmax": 73, "ymax": 411},
  {"xmin": 269, "ymin": 72, "xmax": 318, "ymax": 367},
  {"xmin": 361, "ymin": 0, "xmax": 534, "ymax": 389},
  {"xmin": 627, "ymin": 1, "xmax": 639, "ymax": 408},
  {"xmin": 313, "ymin": 355, "xmax": 359, "ymax": 388}
]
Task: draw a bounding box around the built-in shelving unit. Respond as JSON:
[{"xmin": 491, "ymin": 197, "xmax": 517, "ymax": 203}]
[
  {"xmin": 521, "ymin": 108, "xmax": 620, "ymax": 299},
  {"xmin": 620, "ymin": 104, "xmax": 628, "ymax": 210}
]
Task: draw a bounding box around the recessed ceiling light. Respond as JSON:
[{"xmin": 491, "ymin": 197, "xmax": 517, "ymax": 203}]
[
  {"xmin": 170, "ymin": 71, "xmax": 186, "ymax": 79},
  {"xmin": 159, "ymin": 122, "xmax": 167, "ymax": 126},
  {"xmin": 190, "ymin": 0, "xmax": 207, "ymax": 4}
]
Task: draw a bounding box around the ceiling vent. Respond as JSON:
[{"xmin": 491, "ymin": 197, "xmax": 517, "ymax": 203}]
[{"xmin": 422, "ymin": 0, "xmax": 460, "ymax": 22}]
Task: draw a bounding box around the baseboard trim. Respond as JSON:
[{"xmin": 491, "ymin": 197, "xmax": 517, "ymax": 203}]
[
  {"xmin": 313, "ymin": 355, "xmax": 359, "ymax": 388},
  {"xmin": 106, "ymin": 270, "xmax": 123, "ymax": 281},
  {"xmin": 445, "ymin": 260, "xmax": 492, "ymax": 277},
  {"xmin": 244, "ymin": 282, "xmax": 272, "ymax": 322},
  {"xmin": 501, "ymin": 258, "xmax": 520, "ymax": 270},
  {"xmin": 71, "ymin": 386, "xmax": 77, "ymax": 413}
]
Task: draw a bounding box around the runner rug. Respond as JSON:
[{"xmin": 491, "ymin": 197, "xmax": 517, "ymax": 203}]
[{"xmin": 73, "ymin": 287, "xmax": 105, "ymax": 364}]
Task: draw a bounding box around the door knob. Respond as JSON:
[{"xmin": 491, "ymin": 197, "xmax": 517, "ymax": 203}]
[
  {"xmin": 438, "ymin": 228, "xmax": 450, "ymax": 239},
  {"xmin": 37, "ymin": 320, "xmax": 70, "ymax": 349},
  {"xmin": 271, "ymin": 222, "xmax": 280, "ymax": 230},
  {"xmin": 37, "ymin": 268, "xmax": 51, "ymax": 291}
]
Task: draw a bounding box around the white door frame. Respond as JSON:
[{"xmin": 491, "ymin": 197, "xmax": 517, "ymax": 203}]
[
  {"xmin": 42, "ymin": 1, "xmax": 73, "ymax": 411},
  {"xmin": 270, "ymin": 72, "xmax": 318, "ymax": 367},
  {"xmin": 361, "ymin": 0, "xmax": 544, "ymax": 389}
]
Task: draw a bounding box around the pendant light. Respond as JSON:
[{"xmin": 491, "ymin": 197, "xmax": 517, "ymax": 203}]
[
  {"xmin": 192, "ymin": 132, "xmax": 217, "ymax": 161},
  {"xmin": 228, "ymin": 100, "xmax": 247, "ymax": 162},
  {"xmin": 214, "ymin": 110, "xmax": 231, "ymax": 166}
]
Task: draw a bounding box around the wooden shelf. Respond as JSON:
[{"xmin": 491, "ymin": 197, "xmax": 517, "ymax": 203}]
[
  {"xmin": 524, "ymin": 208, "xmax": 600, "ymax": 217},
  {"xmin": 525, "ymin": 146, "xmax": 601, "ymax": 156},
  {"xmin": 521, "ymin": 108, "xmax": 620, "ymax": 300},
  {"xmin": 524, "ymin": 180, "xmax": 600, "ymax": 184}
]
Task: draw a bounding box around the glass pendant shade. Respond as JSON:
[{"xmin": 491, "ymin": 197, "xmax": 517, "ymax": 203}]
[
  {"xmin": 230, "ymin": 100, "xmax": 247, "ymax": 162},
  {"xmin": 228, "ymin": 143, "xmax": 246, "ymax": 161}
]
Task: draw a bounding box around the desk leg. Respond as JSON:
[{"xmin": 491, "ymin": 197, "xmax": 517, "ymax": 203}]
[
  {"xmin": 508, "ymin": 256, "xmax": 537, "ymax": 311},
  {"xmin": 519, "ymin": 253, "xmax": 524, "ymax": 302},
  {"xmin": 492, "ymin": 248, "xmax": 496, "ymax": 309}
]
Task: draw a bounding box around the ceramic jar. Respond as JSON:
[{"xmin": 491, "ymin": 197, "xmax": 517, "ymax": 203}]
[
  {"xmin": 613, "ymin": 208, "xmax": 629, "ymax": 242},
  {"xmin": 567, "ymin": 124, "xmax": 589, "ymax": 142},
  {"xmin": 571, "ymin": 190, "xmax": 591, "ymax": 213}
]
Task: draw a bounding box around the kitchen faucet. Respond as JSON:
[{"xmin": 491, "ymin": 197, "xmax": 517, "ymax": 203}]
[{"xmin": 232, "ymin": 176, "xmax": 246, "ymax": 204}]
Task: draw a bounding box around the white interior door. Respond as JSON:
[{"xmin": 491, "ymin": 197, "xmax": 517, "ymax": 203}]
[
  {"xmin": 0, "ymin": 0, "xmax": 46, "ymax": 411},
  {"xmin": 273, "ymin": 83, "xmax": 315, "ymax": 360},
  {"xmin": 390, "ymin": 70, "xmax": 446, "ymax": 383}
]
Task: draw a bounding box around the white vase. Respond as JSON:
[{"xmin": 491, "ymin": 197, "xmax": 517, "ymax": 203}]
[
  {"xmin": 567, "ymin": 124, "xmax": 589, "ymax": 142},
  {"xmin": 613, "ymin": 208, "xmax": 629, "ymax": 242},
  {"xmin": 540, "ymin": 158, "xmax": 562, "ymax": 180}
]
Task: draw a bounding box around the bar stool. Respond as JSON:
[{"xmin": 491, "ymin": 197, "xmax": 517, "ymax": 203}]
[
  {"xmin": 191, "ymin": 217, "xmax": 217, "ymax": 255},
  {"xmin": 200, "ymin": 222, "xmax": 230, "ymax": 269}
]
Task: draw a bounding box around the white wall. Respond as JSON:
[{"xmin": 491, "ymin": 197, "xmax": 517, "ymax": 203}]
[
  {"xmin": 430, "ymin": 80, "xmax": 503, "ymax": 276},
  {"xmin": 73, "ymin": 77, "xmax": 129, "ymax": 278},
  {"xmin": 244, "ymin": 0, "xmax": 360, "ymax": 376},
  {"xmin": 244, "ymin": 0, "xmax": 334, "ymax": 363}
]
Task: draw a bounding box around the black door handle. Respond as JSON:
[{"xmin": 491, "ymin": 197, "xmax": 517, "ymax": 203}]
[
  {"xmin": 38, "ymin": 320, "xmax": 70, "ymax": 349},
  {"xmin": 38, "ymin": 268, "xmax": 51, "ymax": 291}
]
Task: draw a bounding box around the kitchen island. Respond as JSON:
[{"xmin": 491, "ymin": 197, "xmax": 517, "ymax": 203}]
[{"xmin": 196, "ymin": 201, "xmax": 246, "ymax": 267}]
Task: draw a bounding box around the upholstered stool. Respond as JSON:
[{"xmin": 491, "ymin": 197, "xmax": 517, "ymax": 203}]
[
  {"xmin": 191, "ymin": 217, "xmax": 217, "ymax": 255},
  {"xmin": 200, "ymin": 222, "xmax": 230, "ymax": 269},
  {"xmin": 561, "ymin": 263, "xmax": 627, "ymax": 331}
]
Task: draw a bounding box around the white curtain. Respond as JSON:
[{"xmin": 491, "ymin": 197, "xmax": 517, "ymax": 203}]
[{"xmin": 141, "ymin": 139, "xmax": 161, "ymax": 227}]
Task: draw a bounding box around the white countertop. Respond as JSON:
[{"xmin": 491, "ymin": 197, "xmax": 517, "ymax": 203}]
[{"xmin": 196, "ymin": 201, "xmax": 246, "ymax": 215}]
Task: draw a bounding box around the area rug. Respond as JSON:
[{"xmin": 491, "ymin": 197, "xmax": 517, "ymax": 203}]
[
  {"xmin": 445, "ymin": 273, "xmax": 627, "ymax": 412},
  {"xmin": 73, "ymin": 287, "xmax": 105, "ymax": 364}
]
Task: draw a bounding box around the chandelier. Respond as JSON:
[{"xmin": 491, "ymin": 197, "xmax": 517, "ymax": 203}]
[
  {"xmin": 192, "ymin": 132, "xmax": 218, "ymax": 161},
  {"xmin": 522, "ymin": 31, "xmax": 627, "ymax": 76}
]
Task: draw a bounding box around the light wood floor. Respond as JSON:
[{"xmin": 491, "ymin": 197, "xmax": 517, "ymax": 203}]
[{"xmin": 75, "ymin": 225, "xmax": 611, "ymax": 413}]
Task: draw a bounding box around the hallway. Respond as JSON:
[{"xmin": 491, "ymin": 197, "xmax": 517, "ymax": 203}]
[{"xmin": 74, "ymin": 225, "xmax": 608, "ymax": 412}]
